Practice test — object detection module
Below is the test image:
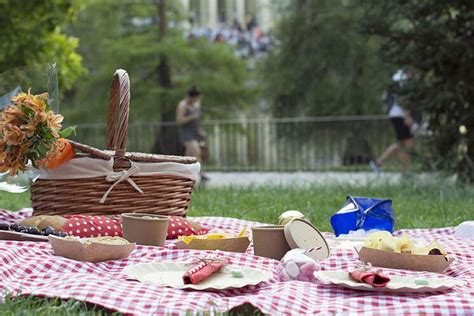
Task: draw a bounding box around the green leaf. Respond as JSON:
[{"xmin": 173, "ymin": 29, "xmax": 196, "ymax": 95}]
[
  {"xmin": 59, "ymin": 126, "xmax": 76, "ymax": 138},
  {"xmin": 36, "ymin": 143, "xmax": 50, "ymax": 156}
]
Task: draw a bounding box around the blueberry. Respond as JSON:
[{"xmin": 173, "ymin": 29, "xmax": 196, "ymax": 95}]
[
  {"xmin": 27, "ymin": 227, "xmax": 41, "ymax": 235},
  {"xmin": 42, "ymin": 226, "xmax": 55, "ymax": 236},
  {"xmin": 57, "ymin": 232, "xmax": 68, "ymax": 237},
  {"xmin": 19, "ymin": 227, "xmax": 28, "ymax": 234},
  {"xmin": 10, "ymin": 224, "xmax": 21, "ymax": 231},
  {"xmin": 0, "ymin": 223, "xmax": 9, "ymax": 231}
]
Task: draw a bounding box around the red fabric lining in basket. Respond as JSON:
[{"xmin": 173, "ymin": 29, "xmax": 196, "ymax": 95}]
[{"xmin": 61, "ymin": 215, "xmax": 208, "ymax": 239}]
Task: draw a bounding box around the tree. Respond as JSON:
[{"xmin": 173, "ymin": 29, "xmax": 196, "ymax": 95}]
[
  {"xmin": 63, "ymin": 0, "xmax": 255, "ymax": 154},
  {"xmin": 263, "ymin": 0, "xmax": 391, "ymax": 117},
  {"xmin": 362, "ymin": 0, "xmax": 474, "ymax": 182},
  {"xmin": 64, "ymin": 0, "xmax": 254, "ymax": 123},
  {"xmin": 0, "ymin": 0, "xmax": 85, "ymax": 91}
]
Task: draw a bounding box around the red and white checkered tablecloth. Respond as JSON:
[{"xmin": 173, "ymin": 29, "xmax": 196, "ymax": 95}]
[{"xmin": 0, "ymin": 209, "xmax": 473, "ymax": 315}]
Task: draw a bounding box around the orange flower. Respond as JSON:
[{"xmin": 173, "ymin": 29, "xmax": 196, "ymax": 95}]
[
  {"xmin": 0, "ymin": 140, "xmax": 6, "ymax": 163},
  {"xmin": 0, "ymin": 163, "xmax": 8, "ymax": 173},
  {"xmin": 1, "ymin": 105, "xmax": 24, "ymax": 125},
  {"xmin": 4, "ymin": 147, "xmax": 27, "ymax": 175},
  {"xmin": 25, "ymin": 95, "xmax": 46, "ymax": 113},
  {"xmin": 3, "ymin": 124, "xmax": 25, "ymax": 145},
  {"xmin": 46, "ymin": 112, "xmax": 63, "ymax": 137},
  {"xmin": 11, "ymin": 92, "xmax": 29, "ymax": 104},
  {"xmin": 20, "ymin": 111, "xmax": 46, "ymax": 137},
  {"xmin": 11, "ymin": 91, "xmax": 49, "ymax": 113},
  {"xmin": 0, "ymin": 90, "xmax": 71, "ymax": 175}
]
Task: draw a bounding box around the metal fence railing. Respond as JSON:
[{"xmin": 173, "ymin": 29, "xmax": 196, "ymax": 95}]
[{"xmin": 73, "ymin": 115, "xmax": 394, "ymax": 171}]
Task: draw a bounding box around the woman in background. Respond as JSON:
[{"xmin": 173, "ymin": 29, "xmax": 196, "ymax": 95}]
[{"xmin": 176, "ymin": 86, "xmax": 208, "ymax": 181}]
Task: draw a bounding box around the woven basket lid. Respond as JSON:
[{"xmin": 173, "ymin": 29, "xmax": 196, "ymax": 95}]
[{"xmin": 70, "ymin": 140, "xmax": 197, "ymax": 164}]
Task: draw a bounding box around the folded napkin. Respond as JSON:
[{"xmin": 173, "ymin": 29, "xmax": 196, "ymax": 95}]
[
  {"xmin": 350, "ymin": 270, "xmax": 391, "ymax": 287},
  {"xmin": 183, "ymin": 258, "xmax": 227, "ymax": 285}
]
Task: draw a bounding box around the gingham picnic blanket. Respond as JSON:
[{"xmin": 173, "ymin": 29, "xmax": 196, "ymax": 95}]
[{"xmin": 0, "ymin": 209, "xmax": 473, "ymax": 315}]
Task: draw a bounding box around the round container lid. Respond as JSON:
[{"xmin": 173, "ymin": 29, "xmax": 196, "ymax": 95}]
[{"xmin": 284, "ymin": 219, "xmax": 330, "ymax": 260}]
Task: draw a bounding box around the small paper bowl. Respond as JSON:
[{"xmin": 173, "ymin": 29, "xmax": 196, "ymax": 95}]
[
  {"xmin": 175, "ymin": 236, "xmax": 250, "ymax": 253},
  {"xmin": 48, "ymin": 235, "xmax": 135, "ymax": 263},
  {"xmin": 252, "ymin": 225, "xmax": 291, "ymax": 260},
  {"xmin": 122, "ymin": 213, "xmax": 169, "ymax": 246}
]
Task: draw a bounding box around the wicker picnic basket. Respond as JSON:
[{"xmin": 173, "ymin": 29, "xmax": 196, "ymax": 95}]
[{"xmin": 31, "ymin": 69, "xmax": 199, "ymax": 217}]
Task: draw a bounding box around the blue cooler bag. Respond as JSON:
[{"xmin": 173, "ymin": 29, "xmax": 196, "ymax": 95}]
[{"xmin": 330, "ymin": 196, "xmax": 394, "ymax": 237}]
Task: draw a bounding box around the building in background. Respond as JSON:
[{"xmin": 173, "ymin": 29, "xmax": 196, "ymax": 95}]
[{"xmin": 179, "ymin": 0, "xmax": 281, "ymax": 32}]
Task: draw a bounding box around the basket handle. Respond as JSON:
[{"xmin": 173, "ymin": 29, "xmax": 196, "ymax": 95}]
[{"xmin": 106, "ymin": 69, "xmax": 130, "ymax": 161}]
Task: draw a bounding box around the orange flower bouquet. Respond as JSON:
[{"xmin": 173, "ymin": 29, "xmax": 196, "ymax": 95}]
[{"xmin": 0, "ymin": 90, "xmax": 75, "ymax": 175}]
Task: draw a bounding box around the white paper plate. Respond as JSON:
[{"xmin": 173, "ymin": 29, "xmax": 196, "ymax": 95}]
[
  {"xmin": 125, "ymin": 262, "xmax": 272, "ymax": 290},
  {"xmin": 314, "ymin": 271, "xmax": 462, "ymax": 293}
]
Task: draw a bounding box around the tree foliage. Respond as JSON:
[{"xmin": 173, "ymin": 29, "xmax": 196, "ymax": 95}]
[
  {"xmin": 362, "ymin": 0, "xmax": 474, "ymax": 182},
  {"xmin": 263, "ymin": 0, "xmax": 391, "ymax": 117},
  {"xmin": 64, "ymin": 0, "xmax": 254, "ymax": 124},
  {"xmin": 0, "ymin": 0, "xmax": 85, "ymax": 90}
]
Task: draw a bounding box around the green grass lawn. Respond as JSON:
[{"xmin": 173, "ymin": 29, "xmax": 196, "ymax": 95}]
[{"xmin": 1, "ymin": 180, "xmax": 473, "ymax": 315}]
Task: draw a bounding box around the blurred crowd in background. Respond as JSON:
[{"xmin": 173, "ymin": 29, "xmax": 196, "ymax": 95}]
[{"xmin": 185, "ymin": 18, "xmax": 274, "ymax": 58}]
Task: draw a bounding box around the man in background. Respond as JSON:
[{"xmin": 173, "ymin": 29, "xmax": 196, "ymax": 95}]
[{"xmin": 370, "ymin": 68, "xmax": 419, "ymax": 174}]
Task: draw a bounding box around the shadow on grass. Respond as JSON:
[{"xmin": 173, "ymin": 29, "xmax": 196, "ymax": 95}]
[
  {"xmin": 1, "ymin": 294, "xmax": 263, "ymax": 315},
  {"xmin": 0, "ymin": 294, "xmax": 121, "ymax": 316}
]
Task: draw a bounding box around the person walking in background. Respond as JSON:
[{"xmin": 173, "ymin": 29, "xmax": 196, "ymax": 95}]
[
  {"xmin": 370, "ymin": 68, "xmax": 419, "ymax": 175},
  {"xmin": 176, "ymin": 86, "xmax": 208, "ymax": 181}
]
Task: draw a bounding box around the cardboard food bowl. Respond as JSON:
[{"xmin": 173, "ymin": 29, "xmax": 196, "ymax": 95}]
[
  {"xmin": 48, "ymin": 235, "xmax": 136, "ymax": 263},
  {"xmin": 122, "ymin": 213, "xmax": 169, "ymax": 247},
  {"xmin": 358, "ymin": 246, "xmax": 453, "ymax": 273},
  {"xmin": 175, "ymin": 236, "xmax": 250, "ymax": 253},
  {"xmin": 252, "ymin": 226, "xmax": 291, "ymax": 260}
]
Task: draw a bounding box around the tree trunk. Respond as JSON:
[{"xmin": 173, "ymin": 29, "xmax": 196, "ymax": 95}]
[
  {"xmin": 157, "ymin": 0, "xmax": 171, "ymax": 89},
  {"xmin": 151, "ymin": 0, "xmax": 183, "ymax": 155}
]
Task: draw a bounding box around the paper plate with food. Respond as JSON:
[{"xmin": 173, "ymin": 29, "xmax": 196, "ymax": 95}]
[
  {"xmin": 315, "ymin": 268, "xmax": 461, "ymax": 293},
  {"xmin": 125, "ymin": 256, "xmax": 272, "ymax": 290}
]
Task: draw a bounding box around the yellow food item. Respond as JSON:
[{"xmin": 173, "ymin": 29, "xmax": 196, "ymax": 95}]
[
  {"xmin": 206, "ymin": 234, "xmax": 227, "ymax": 239},
  {"xmin": 410, "ymin": 241, "xmax": 447, "ymax": 255},
  {"xmin": 363, "ymin": 231, "xmax": 395, "ymax": 250},
  {"xmin": 364, "ymin": 232, "xmax": 448, "ymax": 256},
  {"xmin": 178, "ymin": 233, "xmax": 232, "ymax": 244},
  {"xmin": 179, "ymin": 236, "xmax": 198, "ymax": 244},
  {"xmin": 426, "ymin": 241, "xmax": 447, "ymax": 255},
  {"xmin": 378, "ymin": 238, "xmax": 398, "ymax": 252},
  {"xmin": 396, "ymin": 234, "xmax": 415, "ymax": 253},
  {"xmin": 411, "ymin": 246, "xmax": 428, "ymax": 255}
]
